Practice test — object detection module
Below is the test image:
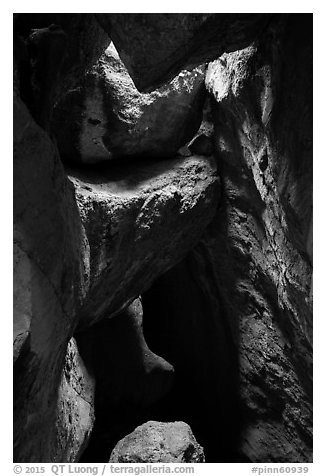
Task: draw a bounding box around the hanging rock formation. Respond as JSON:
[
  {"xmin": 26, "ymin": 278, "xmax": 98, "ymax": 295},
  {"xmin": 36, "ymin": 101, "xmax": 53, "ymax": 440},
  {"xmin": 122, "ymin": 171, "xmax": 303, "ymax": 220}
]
[
  {"xmin": 52, "ymin": 44, "xmax": 206, "ymax": 163},
  {"xmin": 88, "ymin": 298, "xmax": 174, "ymax": 409},
  {"xmin": 109, "ymin": 421, "xmax": 205, "ymax": 463}
]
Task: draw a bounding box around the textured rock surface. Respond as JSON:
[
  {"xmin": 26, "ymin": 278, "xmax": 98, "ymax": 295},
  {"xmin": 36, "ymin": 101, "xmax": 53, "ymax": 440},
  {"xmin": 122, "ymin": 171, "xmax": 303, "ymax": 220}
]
[
  {"xmin": 13, "ymin": 94, "xmax": 88, "ymax": 462},
  {"xmin": 68, "ymin": 155, "xmax": 220, "ymax": 328},
  {"xmin": 52, "ymin": 44, "xmax": 206, "ymax": 163},
  {"xmin": 203, "ymin": 14, "xmax": 312, "ymax": 462},
  {"xmin": 109, "ymin": 421, "xmax": 205, "ymax": 463},
  {"xmin": 96, "ymin": 13, "xmax": 272, "ymax": 91},
  {"xmin": 52, "ymin": 338, "xmax": 95, "ymax": 462}
]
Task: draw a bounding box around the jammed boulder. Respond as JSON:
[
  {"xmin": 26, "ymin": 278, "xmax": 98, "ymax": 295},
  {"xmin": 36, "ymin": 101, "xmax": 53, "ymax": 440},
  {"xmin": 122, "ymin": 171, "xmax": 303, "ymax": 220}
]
[
  {"xmin": 69, "ymin": 154, "xmax": 220, "ymax": 328},
  {"xmin": 52, "ymin": 44, "xmax": 206, "ymax": 164},
  {"xmin": 52, "ymin": 338, "xmax": 95, "ymax": 462},
  {"xmin": 96, "ymin": 14, "xmax": 272, "ymax": 91},
  {"xmin": 203, "ymin": 14, "xmax": 312, "ymax": 462},
  {"xmin": 109, "ymin": 421, "xmax": 205, "ymax": 463}
]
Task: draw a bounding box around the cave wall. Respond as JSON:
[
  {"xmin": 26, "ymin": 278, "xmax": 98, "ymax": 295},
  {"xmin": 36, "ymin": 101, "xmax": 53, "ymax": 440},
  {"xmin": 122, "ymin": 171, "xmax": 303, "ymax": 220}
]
[{"xmin": 203, "ymin": 13, "xmax": 312, "ymax": 461}]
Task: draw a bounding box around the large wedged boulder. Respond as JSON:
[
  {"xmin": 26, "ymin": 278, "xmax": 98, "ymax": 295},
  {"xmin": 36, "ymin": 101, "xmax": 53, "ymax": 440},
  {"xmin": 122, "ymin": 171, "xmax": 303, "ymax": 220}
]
[
  {"xmin": 109, "ymin": 421, "xmax": 205, "ymax": 463},
  {"xmin": 95, "ymin": 13, "xmax": 272, "ymax": 91},
  {"xmin": 203, "ymin": 14, "xmax": 312, "ymax": 462},
  {"xmin": 69, "ymin": 154, "xmax": 220, "ymax": 328},
  {"xmin": 52, "ymin": 44, "xmax": 206, "ymax": 164}
]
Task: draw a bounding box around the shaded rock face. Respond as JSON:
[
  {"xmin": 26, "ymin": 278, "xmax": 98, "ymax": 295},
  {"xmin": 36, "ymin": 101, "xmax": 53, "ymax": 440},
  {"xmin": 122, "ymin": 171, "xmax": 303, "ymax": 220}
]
[
  {"xmin": 14, "ymin": 13, "xmax": 110, "ymax": 130},
  {"xmin": 52, "ymin": 338, "xmax": 95, "ymax": 462},
  {"xmin": 109, "ymin": 421, "xmax": 205, "ymax": 463},
  {"xmin": 13, "ymin": 92, "xmax": 219, "ymax": 461},
  {"xmin": 96, "ymin": 13, "xmax": 272, "ymax": 91},
  {"xmin": 202, "ymin": 14, "xmax": 312, "ymax": 462},
  {"xmin": 52, "ymin": 44, "xmax": 206, "ymax": 163},
  {"xmin": 13, "ymin": 94, "xmax": 88, "ymax": 462}
]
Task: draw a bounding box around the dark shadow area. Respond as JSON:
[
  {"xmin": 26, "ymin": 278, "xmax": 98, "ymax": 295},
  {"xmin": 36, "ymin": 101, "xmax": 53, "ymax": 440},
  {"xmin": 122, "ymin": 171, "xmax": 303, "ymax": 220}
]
[
  {"xmin": 141, "ymin": 252, "xmax": 245, "ymax": 462},
  {"xmin": 64, "ymin": 153, "xmax": 191, "ymax": 188}
]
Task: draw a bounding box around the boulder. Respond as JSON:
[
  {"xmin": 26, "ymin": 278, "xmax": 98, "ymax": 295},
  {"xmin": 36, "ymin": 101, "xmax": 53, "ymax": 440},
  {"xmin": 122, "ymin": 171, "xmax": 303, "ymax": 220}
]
[
  {"xmin": 69, "ymin": 154, "xmax": 220, "ymax": 328},
  {"xmin": 52, "ymin": 44, "xmax": 206, "ymax": 164},
  {"xmin": 95, "ymin": 14, "xmax": 272, "ymax": 91},
  {"xmin": 109, "ymin": 421, "xmax": 205, "ymax": 463}
]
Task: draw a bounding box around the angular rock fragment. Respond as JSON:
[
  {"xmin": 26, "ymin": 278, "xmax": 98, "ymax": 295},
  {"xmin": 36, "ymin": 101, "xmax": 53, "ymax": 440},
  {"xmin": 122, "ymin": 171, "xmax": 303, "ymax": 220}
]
[
  {"xmin": 109, "ymin": 421, "xmax": 205, "ymax": 463},
  {"xmin": 52, "ymin": 44, "xmax": 206, "ymax": 163}
]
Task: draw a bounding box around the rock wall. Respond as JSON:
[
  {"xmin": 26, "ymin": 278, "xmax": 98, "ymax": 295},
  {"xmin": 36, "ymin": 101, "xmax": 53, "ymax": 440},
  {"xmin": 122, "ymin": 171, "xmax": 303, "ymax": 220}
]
[
  {"xmin": 203, "ymin": 14, "xmax": 312, "ymax": 461},
  {"xmin": 13, "ymin": 94, "xmax": 88, "ymax": 462}
]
